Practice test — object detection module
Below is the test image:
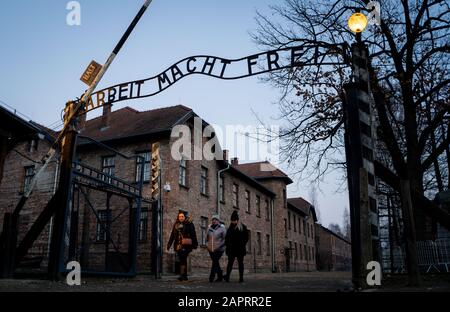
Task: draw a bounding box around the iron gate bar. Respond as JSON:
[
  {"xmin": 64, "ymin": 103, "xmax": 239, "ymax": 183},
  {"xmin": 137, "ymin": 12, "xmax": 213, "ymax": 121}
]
[
  {"xmin": 77, "ymin": 185, "xmax": 136, "ymax": 273},
  {"xmin": 65, "ymin": 134, "xmax": 144, "ymax": 276},
  {"xmin": 73, "ymin": 162, "xmax": 140, "ymax": 197},
  {"xmin": 75, "ymin": 178, "xmax": 138, "ymax": 200}
]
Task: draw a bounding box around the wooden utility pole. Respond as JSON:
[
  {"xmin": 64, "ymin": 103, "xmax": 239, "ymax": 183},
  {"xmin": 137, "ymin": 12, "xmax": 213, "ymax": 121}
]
[{"xmin": 47, "ymin": 102, "xmax": 78, "ymax": 280}]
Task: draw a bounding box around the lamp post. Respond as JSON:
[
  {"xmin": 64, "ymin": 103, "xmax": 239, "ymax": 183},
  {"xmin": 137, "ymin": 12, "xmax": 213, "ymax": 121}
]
[{"xmin": 343, "ymin": 11, "xmax": 378, "ymax": 289}]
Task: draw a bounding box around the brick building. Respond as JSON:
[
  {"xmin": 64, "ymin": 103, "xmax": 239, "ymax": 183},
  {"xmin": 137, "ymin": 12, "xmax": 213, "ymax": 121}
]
[
  {"xmin": 315, "ymin": 224, "xmax": 352, "ymax": 271},
  {"xmin": 0, "ymin": 103, "xmax": 324, "ymax": 275},
  {"xmin": 0, "ymin": 105, "xmax": 59, "ymax": 266},
  {"xmin": 285, "ymin": 197, "xmax": 318, "ymax": 272}
]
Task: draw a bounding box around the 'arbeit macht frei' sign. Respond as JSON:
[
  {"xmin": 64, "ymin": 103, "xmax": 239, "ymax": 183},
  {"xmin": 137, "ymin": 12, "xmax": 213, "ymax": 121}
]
[{"xmin": 82, "ymin": 45, "xmax": 345, "ymax": 112}]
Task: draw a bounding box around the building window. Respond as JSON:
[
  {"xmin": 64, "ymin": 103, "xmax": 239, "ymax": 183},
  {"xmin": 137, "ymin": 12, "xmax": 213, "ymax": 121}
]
[
  {"xmin": 283, "ymin": 188, "xmax": 287, "ymax": 208},
  {"xmin": 219, "ymin": 175, "xmax": 225, "ymax": 202},
  {"xmin": 293, "ymin": 215, "xmax": 297, "ymax": 232},
  {"xmin": 232, "ymin": 184, "xmax": 239, "ymax": 208},
  {"xmin": 266, "ymin": 234, "xmax": 270, "ymax": 256},
  {"xmin": 294, "ymin": 242, "xmax": 298, "ymax": 260},
  {"xmin": 307, "ymin": 223, "xmax": 310, "ymax": 238},
  {"xmin": 300, "ymin": 243, "xmax": 303, "ymax": 260},
  {"xmin": 310, "ymin": 224, "xmax": 314, "ymax": 239},
  {"xmin": 135, "ymin": 151, "xmax": 150, "ymax": 182},
  {"xmin": 265, "ymin": 199, "xmax": 270, "ymax": 221},
  {"xmin": 102, "ymin": 156, "xmax": 115, "ymax": 183},
  {"xmin": 284, "ymin": 219, "xmax": 288, "ymax": 238},
  {"xmin": 245, "ymin": 190, "xmax": 250, "ymax": 213},
  {"xmin": 28, "ymin": 139, "xmax": 38, "ymax": 153},
  {"xmin": 303, "ymin": 220, "xmax": 307, "ymax": 236},
  {"xmin": 289, "ymin": 241, "xmax": 293, "ymax": 259},
  {"xmin": 299, "ymin": 218, "xmax": 302, "ymax": 234},
  {"xmin": 256, "ymin": 195, "xmax": 261, "ymax": 217},
  {"xmin": 304, "ymin": 245, "xmax": 308, "ymax": 261},
  {"xmin": 256, "ymin": 232, "xmax": 262, "ymax": 255},
  {"xmin": 247, "ymin": 230, "xmax": 252, "ymax": 254},
  {"xmin": 312, "ymin": 247, "xmax": 315, "ymax": 260},
  {"xmin": 23, "ymin": 165, "xmax": 35, "ymax": 193},
  {"xmin": 288, "ymin": 211, "xmax": 291, "ymax": 230},
  {"xmin": 96, "ymin": 210, "xmax": 110, "ymax": 242},
  {"xmin": 200, "ymin": 166, "xmax": 208, "ymax": 195},
  {"xmin": 179, "ymin": 159, "xmax": 187, "ymax": 186},
  {"xmin": 139, "ymin": 208, "xmax": 148, "ymax": 241},
  {"xmin": 200, "ymin": 217, "xmax": 208, "ymax": 246}
]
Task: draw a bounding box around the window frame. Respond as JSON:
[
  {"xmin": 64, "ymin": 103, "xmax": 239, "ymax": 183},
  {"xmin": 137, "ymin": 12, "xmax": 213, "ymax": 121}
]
[
  {"xmin": 200, "ymin": 166, "xmax": 208, "ymax": 195},
  {"xmin": 179, "ymin": 158, "xmax": 188, "ymax": 187},
  {"xmin": 135, "ymin": 151, "xmax": 151, "ymax": 183},
  {"xmin": 256, "ymin": 195, "xmax": 261, "ymax": 217},
  {"xmin": 200, "ymin": 216, "xmax": 208, "ymax": 246},
  {"xmin": 23, "ymin": 165, "xmax": 35, "ymax": 193},
  {"xmin": 232, "ymin": 183, "xmax": 239, "ymax": 208},
  {"xmin": 101, "ymin": 155, "xmax": 116, "ymax": 183},
  {"xmin": 245, "ymin": 190, "xmax": 251, "ymax": 213}
]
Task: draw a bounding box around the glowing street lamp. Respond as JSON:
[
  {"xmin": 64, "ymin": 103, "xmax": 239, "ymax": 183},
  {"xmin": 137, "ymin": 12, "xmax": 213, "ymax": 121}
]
[{"xmin": 348, "ymin": 12, "xmax": 368, "ymax": 33}]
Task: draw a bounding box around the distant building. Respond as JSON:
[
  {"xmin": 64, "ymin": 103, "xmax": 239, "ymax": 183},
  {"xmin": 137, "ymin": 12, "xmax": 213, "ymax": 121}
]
[{"xmin": 315, "ymin": 224, "xmax": 351, "ymax": 271}]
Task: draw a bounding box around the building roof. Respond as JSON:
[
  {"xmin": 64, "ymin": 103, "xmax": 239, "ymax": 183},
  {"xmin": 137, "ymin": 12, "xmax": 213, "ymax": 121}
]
[
  {"xmin": 317, "ymin": 224, "xmax": 351, "ymax": 245},
  {"xmin": 221, "ymin": 164, "xmax": 276, "ymax": 198},
  {"xmin": 80, "ymin": 105, "xmax": 194, "ymax": 142},
  {"xmin": 233, "ymin": 161, "xmax": 293, "ymax": 185},
  {"xmin": 0, "ymin": 104, "xmax": 56, "ymax": 143},
  {"xmin": 287, "ymin": 197, "xmax": 318, "ymax": 222}
]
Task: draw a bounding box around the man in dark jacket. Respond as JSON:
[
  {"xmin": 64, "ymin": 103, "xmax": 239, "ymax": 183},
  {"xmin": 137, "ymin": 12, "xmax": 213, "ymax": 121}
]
[
  {"xmin": 167, "ymin": 211, "xmax": 198, "ymax": 281},
  {"xmin": 224, "ymin": 210, "xmax": 248, "ymax": 283}
]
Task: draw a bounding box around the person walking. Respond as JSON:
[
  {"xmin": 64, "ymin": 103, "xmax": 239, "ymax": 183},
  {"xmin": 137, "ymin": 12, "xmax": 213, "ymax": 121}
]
[
  {"xmin": 224, "ymin": 211, "xmax": 248, "ymax": 283},
  {"xmin": 206, "ymin": 214, "xmax": 226, "ymax": 282},
  {"xmin": 167, "ymin": 211, "xmax": 198, "ymax": 281}
]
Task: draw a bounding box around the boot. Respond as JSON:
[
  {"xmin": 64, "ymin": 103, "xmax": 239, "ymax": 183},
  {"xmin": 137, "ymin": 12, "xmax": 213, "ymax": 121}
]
[
  {"xmin": 215, "ymin": 270, "xmax": 223, "ymax": 282},
  {"xmin": 209, "ymin": 271, "xmax": 215, "ymax": 283},
  {"xmin": 178, "ymin": 265, "xmax": 188, "ymax": 281}
]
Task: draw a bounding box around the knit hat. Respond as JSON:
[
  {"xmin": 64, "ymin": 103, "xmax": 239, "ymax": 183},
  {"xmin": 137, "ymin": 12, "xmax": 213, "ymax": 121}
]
[
  {"xmin": 212, "ymin": 214, "xmax": 221, "ymax": 222},
  {"xmin": 231, "ymin": 210, "xmax": 239, "ymax": 221}
]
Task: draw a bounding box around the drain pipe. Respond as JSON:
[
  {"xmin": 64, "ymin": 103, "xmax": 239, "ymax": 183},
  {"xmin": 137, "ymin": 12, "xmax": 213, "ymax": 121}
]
[
  {"xmin": 270, "ymin": 198, "xmax": 276, "ymax": 272},
  {"xmin": 216, "ymin": 163, "xmax": 230, "ymax": 218}
]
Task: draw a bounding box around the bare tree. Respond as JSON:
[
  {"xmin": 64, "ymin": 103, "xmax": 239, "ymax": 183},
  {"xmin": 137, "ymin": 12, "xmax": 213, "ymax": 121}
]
[
  {"xmin": 343, "ymin": 207, "xmax": 351, "ymax": 241},
  {"xmin": 309, "ymin": 184, "xmax": 322, "ymax": 223},
  {"xmin": 252, "ymin": 0, "xmax": 450, "ymax": 239},
  {"xmin": 328, "ymin": 223, "xmax": 343, "ymax": 237}
]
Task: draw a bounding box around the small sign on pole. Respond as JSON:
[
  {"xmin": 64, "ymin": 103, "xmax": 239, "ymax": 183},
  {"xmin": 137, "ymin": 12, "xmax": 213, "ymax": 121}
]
[{"xmin": 80, "ymin": 60, "xmax": 102, "ymax": 86}]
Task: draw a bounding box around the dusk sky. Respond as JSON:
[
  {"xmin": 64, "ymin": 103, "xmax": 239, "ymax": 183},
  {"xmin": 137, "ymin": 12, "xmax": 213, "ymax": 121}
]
[{"xmin": 0, "ymin": 0, "xmax": 349, "ymax": 228}]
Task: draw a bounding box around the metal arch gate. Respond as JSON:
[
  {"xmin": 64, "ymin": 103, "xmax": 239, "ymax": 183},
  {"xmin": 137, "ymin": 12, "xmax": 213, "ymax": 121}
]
[{"xmin": 64, "ymin": 135, "xmax": 145, "ymax": 276}]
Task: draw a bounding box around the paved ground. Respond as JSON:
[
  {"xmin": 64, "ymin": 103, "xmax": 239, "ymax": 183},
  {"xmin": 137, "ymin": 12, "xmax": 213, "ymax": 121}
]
[
  {"xmin": 0, "ymin": 271, "xmax": 352, "ymax": 292},
  {"xmin": 0, "ymin": 271, "xmax": 449, "ymax": 292}
]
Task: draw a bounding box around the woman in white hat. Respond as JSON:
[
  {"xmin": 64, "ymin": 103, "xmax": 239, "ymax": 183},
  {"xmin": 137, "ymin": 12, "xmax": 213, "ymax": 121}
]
[{"xmin": 206, "ymin": 214, "xmax": 226, "ymax": 282}]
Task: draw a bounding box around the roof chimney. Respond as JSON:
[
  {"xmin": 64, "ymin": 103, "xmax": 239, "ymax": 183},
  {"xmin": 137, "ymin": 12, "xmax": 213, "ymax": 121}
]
[
  {"xmin": 231, "ymin": 157, "xmax": 239, "ymax": 166},
  {"xmin": 223, "ymin": 149, "xmax": 229, "ymax": 162},
  {"xmin": 101, "ymin": 103, "xmax": 112, "ymax": 129}
]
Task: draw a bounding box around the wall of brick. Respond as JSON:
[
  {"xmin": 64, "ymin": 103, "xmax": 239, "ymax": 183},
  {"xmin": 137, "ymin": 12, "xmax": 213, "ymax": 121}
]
[
  {"xmin": 316, "ymin": 224, "xmax": 351, "ymax": 271},
  {"xmin": 0, "ymin": 138, "xmax": 59, "ymax": 264},
  {"xmin": 285, "ymin": 207, "xmax": 317, "ymax": 271}
]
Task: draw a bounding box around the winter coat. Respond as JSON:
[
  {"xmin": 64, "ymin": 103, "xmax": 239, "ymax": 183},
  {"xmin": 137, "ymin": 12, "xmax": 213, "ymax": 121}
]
[
  {"xmin": 167, "ymin": 218, "xmax": 198, "ymax": 252},
  {"xmin": 225, "ymin": 223, "xmax": 249, "ymax": 257},
  {"xmin": 206, "ymin": 223, "xmax": 226, "ymax": 253}
]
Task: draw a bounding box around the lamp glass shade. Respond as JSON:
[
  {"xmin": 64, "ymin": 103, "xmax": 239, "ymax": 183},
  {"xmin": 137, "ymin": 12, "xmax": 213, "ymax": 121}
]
[{"xmin": 348, "ymin": 13, "xmax": 368, "ymax": 33}]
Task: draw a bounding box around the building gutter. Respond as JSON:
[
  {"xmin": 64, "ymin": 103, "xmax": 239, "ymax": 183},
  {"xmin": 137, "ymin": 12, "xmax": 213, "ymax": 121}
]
[{"xmin": 216, "ymin": 163, "xmax": 230, "ymax": 218}]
